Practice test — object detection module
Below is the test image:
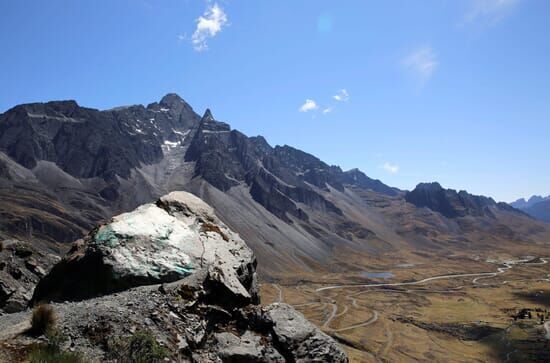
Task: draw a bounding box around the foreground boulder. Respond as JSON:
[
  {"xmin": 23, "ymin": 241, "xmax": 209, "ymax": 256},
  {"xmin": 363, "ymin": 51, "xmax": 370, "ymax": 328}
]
[
  {"xmin": 32, "ymin": 191, "xmax": 258, "ymax": 304},
  {"xmin": 20, "ymin": 191, "xmax": 347, "ymax": 362}
]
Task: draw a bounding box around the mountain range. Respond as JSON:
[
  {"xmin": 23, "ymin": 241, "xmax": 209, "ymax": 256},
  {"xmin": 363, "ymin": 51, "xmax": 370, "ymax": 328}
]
[
  {"xmin": 511, "ymin": 195, "xmax": 550, "ymax": 223},
  {"xmin": 1, "ymin": 94, "xmax": 549, "ymax": 278}
]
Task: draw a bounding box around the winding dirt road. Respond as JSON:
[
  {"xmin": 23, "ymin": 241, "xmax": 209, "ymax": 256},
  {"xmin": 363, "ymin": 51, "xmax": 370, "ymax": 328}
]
[
  {"xmin": 316, "ymin": 258, "xmax": 544, "ymax": 292},
  {"xmin": 323, "ymin": 303, "xmax": 338, "ymax": 328},
  {"xmin": 272, "ymin": 284, "xmax": 283, "ymax": 303},
  {"xmin": 311, "ymin": 256, "xmax": 550, "ymax": 360},
  {"xmin": 330, "ymin": 310, "xmax": 380, "ymax": 333}
]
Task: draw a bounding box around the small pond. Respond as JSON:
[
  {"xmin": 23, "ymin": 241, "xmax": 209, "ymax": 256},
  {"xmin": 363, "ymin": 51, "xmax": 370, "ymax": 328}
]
[{"xmin": 361, "ymin": 271, "xmax": 394, "ymax": 279}]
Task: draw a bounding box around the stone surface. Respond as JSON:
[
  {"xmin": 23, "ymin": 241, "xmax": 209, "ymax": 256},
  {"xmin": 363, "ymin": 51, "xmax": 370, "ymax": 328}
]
[
  {"xmin": 266, "ymin": 303, "xmax": 349, "ymax": 363},
  {"xmin": 0, "ymin": 240, "xmax": 53, "ymax": 313},
  {"xmin": 32, "ymin": 191, "xmax": 258, "ymax": 304}
]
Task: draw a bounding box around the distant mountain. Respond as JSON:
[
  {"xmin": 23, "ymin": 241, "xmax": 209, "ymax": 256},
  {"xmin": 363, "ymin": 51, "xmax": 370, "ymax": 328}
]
[
  {"xmin": 405, "ymin": 182, "xmax": 513, "ymax": 219},
  {"xmin": 1, "ymin": 94, "xmax": 549, "ymax": 279},
  {"xmin": 511, "ymin": 195, "xmax": 550, "ymax": 210},
  {"xmin": 511, "ymin": 195, "xmax": 550, "ymax": 223}
]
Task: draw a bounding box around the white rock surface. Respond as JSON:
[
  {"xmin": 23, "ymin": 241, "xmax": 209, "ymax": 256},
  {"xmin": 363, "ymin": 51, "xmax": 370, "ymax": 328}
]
[{"xmin": 33, "ymin": 191, "xmax": 257, "ymax": 302}]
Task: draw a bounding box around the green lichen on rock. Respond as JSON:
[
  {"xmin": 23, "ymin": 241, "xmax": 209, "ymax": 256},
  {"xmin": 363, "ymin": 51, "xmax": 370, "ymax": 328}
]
[
  {"xmin": 94, "ymin": 226, "xmax": 119, "ymax": 248},
  {"xmin": 173, "ymin": 263, "xmax": 193, "ymax": 275}
]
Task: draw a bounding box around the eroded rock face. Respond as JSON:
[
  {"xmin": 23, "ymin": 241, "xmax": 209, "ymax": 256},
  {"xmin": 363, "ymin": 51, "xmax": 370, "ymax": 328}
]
[
  {"xmin": 32, "ymin": 191, "xmax": 258, "ymax": 304},
  {"xmin": 0, "ymin": 240, "xmax": 54, "ymax": 313}
]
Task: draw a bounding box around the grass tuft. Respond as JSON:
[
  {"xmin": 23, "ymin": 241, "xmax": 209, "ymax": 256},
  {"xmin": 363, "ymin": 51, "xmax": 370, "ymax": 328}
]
[
  {"xmin": 28, "ymin": 347, "xmax": 86, "ymax": 363},
  {"xmin": 30, "ymin": 303, "xmax": 57, "ymax": 336},
  {"xmin": 108, "ymin": 330, "xmax": 168, "ymax": 363},
  {"xmin": 28, "ymin": 329, "xmax": 87, "ymax": 363}
]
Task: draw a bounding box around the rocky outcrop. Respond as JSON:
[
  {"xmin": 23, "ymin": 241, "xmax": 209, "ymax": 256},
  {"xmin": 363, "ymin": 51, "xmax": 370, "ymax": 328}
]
[
  {"xmin": 21, "ymin": 192, "xmax": 347, "ymax": 362},
  {"xmin": 266, "ymin": 303, "xmax": 348, "ymax": 362},
  {"xmin": 0, "ymin": 240, "xmax": 54, "ymax": 313},
  {"xmin": 32, "ymin": 192, "xmax": 259, "ymax": 304}
]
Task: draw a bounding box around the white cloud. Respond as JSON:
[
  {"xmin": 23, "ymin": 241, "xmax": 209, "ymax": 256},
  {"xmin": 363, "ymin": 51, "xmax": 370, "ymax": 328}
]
[
  {"xmin": 402, "ymin": 46, "xmax": 438, "ymax": 84},
  {"xmin": 299, "ymin": 99, "xmax": 318, "ymax": 112},
  {"xmin": 382, "ymin": 162, "xmax": 399, "ymax": 174},
  {"xmin": 322, "ymin": 107, "xmax": 333, "ymax": 115},
  {"xmin": 333, "ymin": 89, "xmax": 349, "ymax": 102},
  {"xmin": 191, "ymin": 3, "xmax": 228, "ymax": 52},
  {"xmin": 465, "ymin": 0, "xmax": 521, "ymax": 24}
]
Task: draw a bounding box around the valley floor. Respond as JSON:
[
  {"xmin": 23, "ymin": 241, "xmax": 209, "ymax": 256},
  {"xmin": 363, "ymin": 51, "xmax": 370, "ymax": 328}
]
[{"xmin": 260, "ymin": 250, "xmax": 550, "ymax": 363}]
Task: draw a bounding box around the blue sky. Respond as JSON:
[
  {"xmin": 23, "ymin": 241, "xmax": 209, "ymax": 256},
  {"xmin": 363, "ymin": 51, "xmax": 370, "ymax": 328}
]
[{"xmin": 1, "ymin": 0, "xmax": 549, "ymax": 202}]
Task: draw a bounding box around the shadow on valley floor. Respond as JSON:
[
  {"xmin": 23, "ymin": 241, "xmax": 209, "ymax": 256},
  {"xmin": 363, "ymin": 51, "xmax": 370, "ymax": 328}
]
[
  {"xmin": 513, "ymin": 289, "xmax": 550, "ymax": 308},
  {"xmin": 477, "ymin": 323, "xmax": 550, "ymax": 363}
]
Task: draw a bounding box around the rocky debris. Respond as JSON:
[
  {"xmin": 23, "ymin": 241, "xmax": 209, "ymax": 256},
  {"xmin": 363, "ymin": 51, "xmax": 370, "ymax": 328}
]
[
  {"xmin": 32, "ymin": 191, "xmax": 258, "ymax": 304},
  {"xmin": 0, "ymin": 192, "xmax": 347, "ymax": 362},
  {"xmin": 0, "ymin": 283, "xmax": 347, "ymax": 362},
  {"xmin": 0, "ymin": 240, "xmax": 53, "ymax": 313}
]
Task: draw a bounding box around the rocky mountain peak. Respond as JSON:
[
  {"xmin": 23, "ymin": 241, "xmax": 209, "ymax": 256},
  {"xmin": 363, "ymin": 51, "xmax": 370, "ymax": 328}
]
[
  {"xmin": 415, "ymin": 182, "xmax": 444, "ymax": 191},
  {"xmin": 159, "ymin": 92, "xmax": 185, "ymax": 104},
  {"xmin": 510, "ymin": 194, "xmax": 550, "ymax": 222},
  {"xmin": 406, "ymin": 182, "xmax": 499, "ymax": 218},
  {"xmin": 202, "ymin": 108, "xmax": 214, "ymax": 121},
  {"xmin": 158, "ymin": 93, "xmax": 191, "ymax": 111},
  {"xmin": 511, "ymin": 195, "xmax": 550, "ymax": 209}
]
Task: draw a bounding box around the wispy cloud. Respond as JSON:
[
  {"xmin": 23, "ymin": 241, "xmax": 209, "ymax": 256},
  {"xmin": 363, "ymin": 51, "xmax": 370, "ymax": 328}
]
[
  {"xmin": 333, "ymin": 89, "xmax": 349, "ymax": 102},
  {"xmin": 381, "ymin": 162, "xmax": 399, "ymax": 174},
  {"xmin": 402, "ymin": 46, "xmax": 438, "ymax": 85},
  {"xmin": 299, "ymin": 99, "xmax": 318, "ymax": 112},
  {"xmin": 464, "ymin": 0, "xmax": 521, "ymax": 25},
  {"xmin": 322, "ymin": 107, "xmax": 333, "ymax": 115},
  {"xmin": 191, "ymin": 3, "xmax": 228, "ymax": 52}
]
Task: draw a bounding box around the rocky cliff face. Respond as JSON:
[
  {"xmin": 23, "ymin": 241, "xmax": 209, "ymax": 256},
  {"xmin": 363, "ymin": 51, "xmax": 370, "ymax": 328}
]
[{"xmin": 0, "ymin": 192, "xmax": 348, "ymax": 362}]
